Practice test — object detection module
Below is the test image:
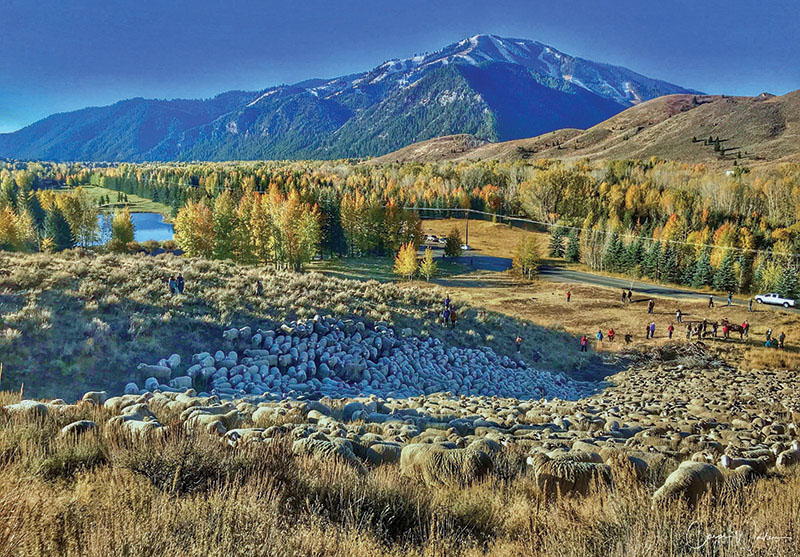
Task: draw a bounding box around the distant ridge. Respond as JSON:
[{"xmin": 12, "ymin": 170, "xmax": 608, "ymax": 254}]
[
  {"xmin": 0, "ymin": 34, "xmax": 699, "ymax": 162},
  {"xmin": 371, "ymin": 90, "xmax": 800, "ymax": 165}
]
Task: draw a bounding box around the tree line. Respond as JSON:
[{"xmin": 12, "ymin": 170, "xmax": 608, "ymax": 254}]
[{"xmin": 1, "ymin": 158, "xmax": 799, "ymax": 294}]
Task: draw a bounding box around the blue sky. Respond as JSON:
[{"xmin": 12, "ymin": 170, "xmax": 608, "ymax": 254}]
[{"xmin": 1, "ymin": 0, "xmax": 798, "ymax": 133}]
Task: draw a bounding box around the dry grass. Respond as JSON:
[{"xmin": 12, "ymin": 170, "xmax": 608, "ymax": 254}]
[
  {"xmin": 441, "ymin": 270, "xmax": 800, "ymax": 371},
  {"xmin": 1, "ymin": 403, "xmax": 799, "ymax": 556},
  {"xmin": 420, "ymin": 218, "xmax": 548, "ymax": 261}
]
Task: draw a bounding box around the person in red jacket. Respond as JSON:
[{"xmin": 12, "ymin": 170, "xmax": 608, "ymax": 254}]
[
  {"xmin": 566, "ymin": 290, "xmax": 571, "ymax": 303},
  {"xmin": 579, "ymin": 335, "xmax": 588, "ymax": 352},
  {"xmin": 667, "ymin": 323, "xmax": 674, "ymax": 339},
  {"xmin": 608, "ymin": 328, "xmax": 615, "ymax": 342}
]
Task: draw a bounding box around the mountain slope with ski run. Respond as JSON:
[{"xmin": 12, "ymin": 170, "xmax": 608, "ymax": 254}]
[{"xmin": 0, "ymin": 35, "xmax": 699, "ymax": 161}]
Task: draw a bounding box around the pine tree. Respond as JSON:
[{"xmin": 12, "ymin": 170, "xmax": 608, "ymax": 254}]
[
  {"xmin": 713, "ymin": 251, "xmax": 737, "ymax": 292},
  {"xmin": 736, "ymin": 253, "xmax": 754, "ymax": 293},
  {"xmin": 548, "ymin": 226, "xmax": 566, "ymax": 258},
  {"xmin": 565, "ymin": 230, "xmax": 580, "ymax": 262},
  {"xmin": 642, "ymin": 242, "xmax": 662, "ymax": 279},
  {"xmin": 393, "ymin": 242, "xmax": 418, "ymax": 281},
  {"xmin": 43, "ymin": 205, "xmax": 74, "ymax": 252},
  {"xmin": 691, "ymin": 249, "xmax": 714, "ymax": 288},
  {"xmin": 622, "ymin": 235, "xmax": 644, "ymax": 274},
  {"xmin": 776, "ymin": 266, "xmax": 800, "ymax": 300},
  {"xmin": 419, "ymin": 247, "xmax": 438, "ymax": 281},
  {"xmin": 603, "ymin": 232, "xmax": 624, "ymax": 272},
  {"xmin": 659, "ymin": 243, "xmax": 682, "ymax": 284}
]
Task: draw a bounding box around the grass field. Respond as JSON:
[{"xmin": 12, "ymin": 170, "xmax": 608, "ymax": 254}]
[
  {"xmin": 420, "ymin": 217, "xmax": 550, "ymax": 261},
  {"xmin": 66, "ymin": 184, "xmax": 174, "ymax": 218}
]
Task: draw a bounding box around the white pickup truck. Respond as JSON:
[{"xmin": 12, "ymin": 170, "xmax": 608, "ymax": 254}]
[{"xmin": 755, "ymin": 293, "xmax": 796, "ymax": 308}]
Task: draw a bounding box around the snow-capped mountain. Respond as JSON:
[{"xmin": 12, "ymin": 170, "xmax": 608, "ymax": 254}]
[{"xmin": 0, "ymin": 34, "xmax": 701, "ymax": 161}]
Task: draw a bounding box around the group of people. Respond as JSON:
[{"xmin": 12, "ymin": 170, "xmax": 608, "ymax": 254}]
[
  {"xmin": 684, "ymin": 318, "xmax": 751, "ymax": 340},
  {"xmin": 167, "ymin": 273, "xmax": 185, "ymax": 295},
  {"xmin": 621, "ymin": 289, "xmax": 633, "ymax": 304},
  {"xmin": 441, "ymin": 294, "xmax": 458, "ymax": 328},
  {"xmin": 765, "ymin": 329, "xmax": 787, "ymax": 349}
]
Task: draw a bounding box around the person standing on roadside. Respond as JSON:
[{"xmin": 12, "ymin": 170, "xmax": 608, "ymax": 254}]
[
  {"xmin": 668, "ymin": 323, "xmax": 674, "ymax": 339},
  {"xmin": 748, "ymin": 298, "xmax": 753, "ymax": 312},
  {"xmin": 708, "ymin": 295, "xmax": 714, "ymax": 308},
  {"xmin": 676, "ymin": 309, "xmax": 682, "ymax": 323},
  {"xmin": 566, "ymin": 290, "xmax": 571, "ymax": 303},
  {"xmin": 647, "ymin": 299, "xmax": 655, "ymax": 314},
  {"xmin": 727, "ymin": 291, "xmax": 733, "ymax": 306}
]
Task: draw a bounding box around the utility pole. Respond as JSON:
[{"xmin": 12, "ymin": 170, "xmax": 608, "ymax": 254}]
[{"xmin": 465, "ymin": 208, "xmax": 469, "ymax": 247}]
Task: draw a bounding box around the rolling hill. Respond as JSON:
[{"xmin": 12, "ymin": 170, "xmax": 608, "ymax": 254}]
[
  {"xmin": 0, "ymin": 34, "xmax": 698, "ymax": 162},
  {"xmin": 371, "ymin": 90, "xmax": 800, "ymax": 165}
]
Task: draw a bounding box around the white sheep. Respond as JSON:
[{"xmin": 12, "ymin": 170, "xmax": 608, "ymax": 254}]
[
  {"xmin": 652, "ymin": 461, "xmax": 723, "ymax": 507},
  {"xmin": 526, "ymin": 452, "xmax": 612, "ymax": 497},
  {"xmin": 3, "ymin": 400, "xmax": 49, "ymax": 420},
  {"xmin": 400, "ymin": 443, "xmax": 493, "ymax": 487}
]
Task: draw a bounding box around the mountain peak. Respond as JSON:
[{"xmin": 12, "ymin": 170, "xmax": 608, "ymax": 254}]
[{"xmin": 0, "ymin": 34, "xmax": 701, "ymax": 161}]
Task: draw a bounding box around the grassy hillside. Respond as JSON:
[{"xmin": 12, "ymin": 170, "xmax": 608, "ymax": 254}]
[
  {"xmin": 0, "ymin": 251, "xmax": 602, "ymax": 400},
  {"xmin": 374, "ymin": 90, "xmax": 800, "ymax": 165}
]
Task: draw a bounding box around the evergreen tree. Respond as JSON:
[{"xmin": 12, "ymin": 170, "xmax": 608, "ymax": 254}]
[
  {"xmin": 736, "ymin": 253, "xmax": 754, "ymax": 293},
  {"xmin": 659, "ymin": 243, "xmax": 682, "ymax": 284},
  {"xmin": 603, "ymin": 232, "xmax": 624, "ymax": 272},
  {"xmin": 622, "ymin": 235, "xmax": 645, "ymax": 274},
  {"xmin": 642, "ymin": 242, "xmax": 662, "ymax": 279},
  {"xmin": 713, "ymin": 251, "xmax": 737, "ymax": 292},
  {"xmin": 564, "ymin": 230, "xmax": 580, "ymax": 262},
  {"xmin": 43, "ymin": 205, "xmax": 74, "ymax": 252},
  {"xmin": 20, "ymin": 190, "xmax": 46, "ymax": 233},
  {"xmin": 776, "ymin": 266, "xmax": 800, "ymax": 300},
  {"xmin": 691, "ymin": 249, "xmax": 714, "ymax": 288},
  {"xmin": 548, "ymin": 226, "xmax": 566, "ymax": 258}
]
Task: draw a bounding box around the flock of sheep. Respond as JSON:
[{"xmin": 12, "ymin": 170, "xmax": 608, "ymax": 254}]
[
  {"xmin": 4, "ymin": 312, "xmax": 799, "ymax": 508},
  {"xmin": 131, "ymin": 315, "xmax": 596, "ymax": 401},
  {"xmin": 5, "ymin": 335, "xmax": 799, "ymax": 508}
]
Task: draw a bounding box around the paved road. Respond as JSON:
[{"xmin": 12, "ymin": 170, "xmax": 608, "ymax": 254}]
[
  {"xmin": 539, "ymin": 265, "xmax": 799, "ymax": 313},
  {"xmin": 435, "ymin": 251, "xmax": 797, "ymax": 314}
]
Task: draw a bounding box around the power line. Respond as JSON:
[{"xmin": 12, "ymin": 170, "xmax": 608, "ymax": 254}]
[{"xmin": 406, "ymin": 207, "xmax": 800, "ymax": 261}]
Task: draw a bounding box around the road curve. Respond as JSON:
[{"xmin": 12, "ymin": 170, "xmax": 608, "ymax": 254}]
[{"xmin": 438, "ymin": 251, "xmax": 797, "ymax": 314}]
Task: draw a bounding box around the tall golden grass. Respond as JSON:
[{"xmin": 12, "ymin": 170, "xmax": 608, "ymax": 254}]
[{"xmin": 1, "ymin": 391, "xmax": 798, "ymax": 556}]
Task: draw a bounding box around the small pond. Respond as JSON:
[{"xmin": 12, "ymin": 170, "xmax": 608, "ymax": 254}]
[{"xmin": 98, "ymin": 212, "xmax": 174, "ymax": 243}]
